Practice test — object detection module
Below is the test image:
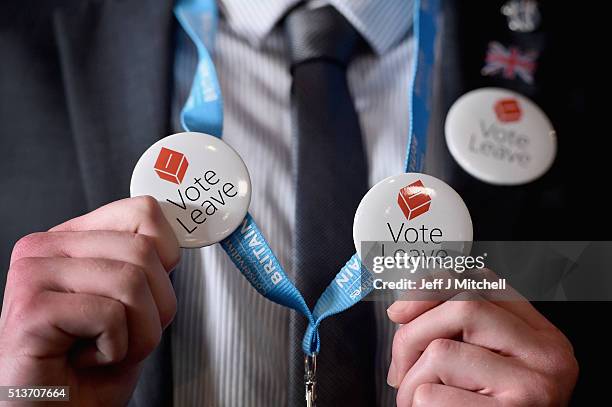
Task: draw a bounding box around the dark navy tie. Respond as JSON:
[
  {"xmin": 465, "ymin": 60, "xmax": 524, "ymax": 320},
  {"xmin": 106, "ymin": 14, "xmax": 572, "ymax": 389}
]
[{"xmin": 285, "ymin": 5, "xmax": 377, "ymax": 406}]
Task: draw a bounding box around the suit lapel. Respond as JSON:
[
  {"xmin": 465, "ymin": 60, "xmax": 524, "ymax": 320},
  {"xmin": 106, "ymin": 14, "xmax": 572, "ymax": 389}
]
[
  {"xmin": 53, "ymin": 2, "xmax": 175, "ymax": 406},
  {"xmin": 52, "ymin": 0, "xmax": 175, "ymax": 210}
]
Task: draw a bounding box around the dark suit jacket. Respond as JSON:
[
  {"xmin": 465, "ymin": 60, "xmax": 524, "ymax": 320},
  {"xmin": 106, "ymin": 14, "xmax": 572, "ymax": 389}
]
[
  {"xmin": 0, "ymin": 0, "xmax": 607, "ymax": 405},
  {"xmin": 1, "ymin": 1, "xmax": 174, "ymax": 405}
]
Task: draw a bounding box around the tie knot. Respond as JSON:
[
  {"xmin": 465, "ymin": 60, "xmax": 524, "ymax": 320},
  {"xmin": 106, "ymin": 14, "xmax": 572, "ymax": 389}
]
[{"xmin": 284, "ymin": 5, "xmax": 363, "ymax": 68}]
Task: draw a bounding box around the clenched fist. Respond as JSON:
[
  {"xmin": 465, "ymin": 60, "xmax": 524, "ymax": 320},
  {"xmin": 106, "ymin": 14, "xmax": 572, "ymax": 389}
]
[{"xmin": 0, "ymin": 196, "xmax": 180, "ymax": 406}]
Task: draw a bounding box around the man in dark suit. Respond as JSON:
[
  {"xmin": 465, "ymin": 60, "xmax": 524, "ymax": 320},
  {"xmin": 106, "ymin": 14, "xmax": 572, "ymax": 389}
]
[{"xmin": 0, "ymin": 0, "xmax": 605, "ymax": 406}]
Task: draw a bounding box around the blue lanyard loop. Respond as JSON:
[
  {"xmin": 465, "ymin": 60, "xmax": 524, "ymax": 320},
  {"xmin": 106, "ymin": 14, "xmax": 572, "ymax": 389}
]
[{"xmin": 174, "ymin": 0, "xmax": 439, "ymax": 356}]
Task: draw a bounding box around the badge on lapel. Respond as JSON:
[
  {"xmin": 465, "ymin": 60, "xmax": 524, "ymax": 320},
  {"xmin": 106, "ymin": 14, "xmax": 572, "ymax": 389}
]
[
  {"xmin": 481, "ymin": 41, "xmax": 539, "ymax": 84},
  {"xmin": 445, "ymin": 88, "xmax": 556, "ymax": 185}
]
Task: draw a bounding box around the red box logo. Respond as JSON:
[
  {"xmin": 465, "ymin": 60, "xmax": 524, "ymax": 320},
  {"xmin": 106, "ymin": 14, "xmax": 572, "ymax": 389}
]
[
  {"xmin": 397, "ymin": 180, "xmax": 431, "ymax": 221},
  {"xmin": 154, "ymin": 147, "xmax": 189, "ymax": 184},
  {"xmin": 494, "ymin": 98, "xmax": 522, "ymax": 122}
]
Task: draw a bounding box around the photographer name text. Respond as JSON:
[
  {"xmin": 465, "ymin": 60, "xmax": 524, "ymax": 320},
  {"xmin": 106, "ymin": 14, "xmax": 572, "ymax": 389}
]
[{"xmin": 373, "ymin": 277, "xmax": 507, "ymax": 291}]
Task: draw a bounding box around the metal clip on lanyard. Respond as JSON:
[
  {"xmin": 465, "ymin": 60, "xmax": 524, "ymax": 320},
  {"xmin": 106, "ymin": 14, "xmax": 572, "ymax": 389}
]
[
  {"xmin": 174, "ymin": 0, "xmax": 438, "ymax": 403},
  {"xmin": 304, "ymin": 354, "xmax": 317, "ymax": 407}
]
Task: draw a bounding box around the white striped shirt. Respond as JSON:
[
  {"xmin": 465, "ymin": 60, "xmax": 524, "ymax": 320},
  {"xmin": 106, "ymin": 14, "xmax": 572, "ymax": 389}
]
[{"xmin": 171, "ymin": 1, "xmax": 414, "ymax": 405}]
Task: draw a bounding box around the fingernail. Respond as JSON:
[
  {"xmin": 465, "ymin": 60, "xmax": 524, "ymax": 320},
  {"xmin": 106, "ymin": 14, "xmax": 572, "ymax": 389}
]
[
  {"xmin": 386, "ymin": 301, "xmax": 408, "ymax": 316},
  {"xmin": 387, "ymin": 360, "xmax": 399, "ymax": 388}
]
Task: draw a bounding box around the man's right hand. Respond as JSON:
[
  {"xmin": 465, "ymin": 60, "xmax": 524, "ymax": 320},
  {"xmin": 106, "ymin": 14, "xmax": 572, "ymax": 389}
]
[{"xmin": 0, "ymin": 196, "xmax": 181, "ymax": 407}]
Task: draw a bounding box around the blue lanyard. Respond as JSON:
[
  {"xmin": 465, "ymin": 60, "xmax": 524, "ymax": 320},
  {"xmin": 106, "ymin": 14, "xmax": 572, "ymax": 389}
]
[
  {"xmin": 406, "ymin": 0, "xmax": 438, "ymax": 172},
  {"xmin": 174, "ymin": 0, "xmax": 439, "ymax": 356}
]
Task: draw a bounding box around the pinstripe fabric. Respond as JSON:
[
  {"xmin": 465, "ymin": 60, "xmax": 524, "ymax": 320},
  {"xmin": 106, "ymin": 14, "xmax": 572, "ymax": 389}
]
[{"xmin": 171, "ymin": 1, "xmax": 414, "ymax": 405}]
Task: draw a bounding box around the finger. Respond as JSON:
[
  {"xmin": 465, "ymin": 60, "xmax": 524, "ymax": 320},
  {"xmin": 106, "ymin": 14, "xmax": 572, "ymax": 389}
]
[
  {"xmin": 466, "ymin": 268, "xmax": 556, "ymax": 331},
  {"xmin": 387, "ymin": 269, "xmax": 554, "ymax": 331},
  {"xmin": 396, "ymin": 339, "xmax": 522, "ymax": 405},
  {"xmin": 386, "ymin": 271, "xmax": 454, "ymax": 325},
  {"xmin": 409, "ymin": 383, "xmax": 498, "ymax": 407},
  {"xmin": 10, "ymin": 230, "xmax": 176, "ymax": 328},
  {"xmin": 389, "ymin": 293, "xmax": 540, "ymax": 388},
  {"xmin": 386, "ymin": 265, "xmax": 476, "ymax": 324},
  {"xmin": 388, "ymin": 297, "xmax": 550, "ymax": 330},
  {"xmin": 387, "ymin": 300, "xmax": 441, "ymax": 324},
  {"xmin": 49, "ymin": 196, "xmax": 180, "ymax": 270},
  {"xmin": 11, "ymin": 257, "xmax": 163, "ymax": 363},
  {"xmin": 3, "ymin": 290, "xmax": 128, "ymax": 367}
]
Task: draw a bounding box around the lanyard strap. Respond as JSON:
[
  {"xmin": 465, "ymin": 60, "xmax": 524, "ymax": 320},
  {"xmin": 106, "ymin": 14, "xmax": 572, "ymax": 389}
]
[
  {"xmin": 406, "ymin": 0, "xmax": 438, "ymax": 172},
  {"xmin": 174, "ymin": 0, "xmax": 439, "ymax": 356}
]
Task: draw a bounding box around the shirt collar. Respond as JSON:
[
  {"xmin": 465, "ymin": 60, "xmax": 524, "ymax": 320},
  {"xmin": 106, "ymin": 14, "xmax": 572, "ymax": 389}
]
[{"xmin": 218, "ymin": 0, "xmax": 412, "ymax": 55}]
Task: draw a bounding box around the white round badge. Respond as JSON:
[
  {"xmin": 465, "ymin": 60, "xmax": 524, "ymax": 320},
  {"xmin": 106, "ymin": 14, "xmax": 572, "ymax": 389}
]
[
  {"xmin": 353, "ymin": 173, "xmax": 473, "ymax": 259},
  {"xmin": 130, "ymin": 132, "xmax": 251, "ymax": 248},
  {"xmin": 445, "ymin": 87, "xmax": 556, "ymax": 185}
]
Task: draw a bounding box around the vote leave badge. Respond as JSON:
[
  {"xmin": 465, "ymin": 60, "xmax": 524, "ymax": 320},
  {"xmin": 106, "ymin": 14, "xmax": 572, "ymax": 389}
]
[
  {"xmin": 353, "ymin": 173, "xmax": 473, "ymax": 260},
  {"xmin": 445, "ymin": 87, "xmax": 556, "ymax": 185},
  {"xmin": 130, "ymin": 132, "xmax": 251, "ymax": 248}
]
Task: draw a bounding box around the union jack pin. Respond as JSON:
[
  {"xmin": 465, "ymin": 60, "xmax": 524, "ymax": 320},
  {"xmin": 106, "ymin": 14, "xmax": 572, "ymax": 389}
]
[{"xmin": 481, "ymin": 41, "xmax": 538, "ymax": 84}]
